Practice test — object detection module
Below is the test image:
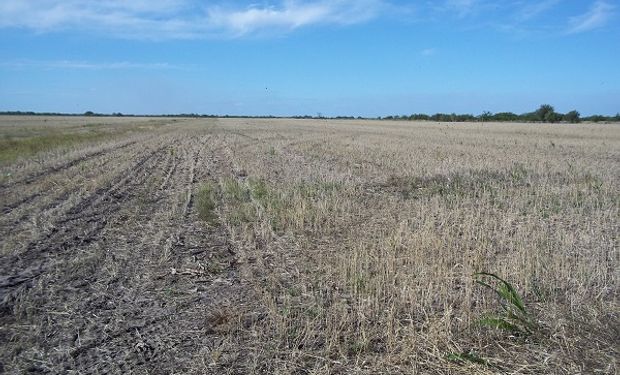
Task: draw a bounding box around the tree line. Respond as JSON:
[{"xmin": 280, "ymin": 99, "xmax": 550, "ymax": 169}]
[
  {"xmin": 383, "ymin": 104, "xmax": 620, "ymax": 123},
  {"xmin": 0, "ymin": 105, "xmax": 618, "ymax": 123}
]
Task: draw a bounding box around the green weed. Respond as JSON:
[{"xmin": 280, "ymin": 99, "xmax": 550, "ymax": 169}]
[
  {"xmin": 474, "ymin": 272, "xmax": 537, "ymax": 335},
  {"xmin": 197, "ymin": 183, "xmax": 218, "ymax": 224},
  {"xmin": 220, "ymin": 177, "xmax": 256, "ymax": 224},
  {"xmin": 248, "ymin": 178, "xmax": 270, "ymax": 201},
  {"xmin": 222, "ymin": 177, "xmax": 251, "ymax": 202}
]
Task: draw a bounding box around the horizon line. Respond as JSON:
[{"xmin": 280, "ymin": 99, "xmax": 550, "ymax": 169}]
[{"xmin": 1, "ymin": 110, "xmax": 619, "ymax": 121}]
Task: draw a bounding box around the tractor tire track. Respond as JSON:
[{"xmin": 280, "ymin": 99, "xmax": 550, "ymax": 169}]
[
  {"xmin": 1, "ymin": 126, "xmax": 256, "ymax": 374},
  {"xmin": 0, "ymin": 140, "xmax": 151, "ymax": 241},
  {"xmin": 47, "ymin": 134, "xmax": 247, "ymax": 374},
  {"xmin": 0, "ymin": 141, "xmax": 164, "ymax": 252},
  {"xmin": 0, "ymin": 142, "xmax": 170, "ymax": 312},
  {"xmin": 1, "ymin": 141, "xmax": 146, "ymax": 215},
  {"xmin": 0, "ymin": 137, "xmax": 144, "ymax": 191}
]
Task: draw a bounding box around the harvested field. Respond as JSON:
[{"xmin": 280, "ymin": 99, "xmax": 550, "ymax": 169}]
[{"xmin": 0, "ymin": 116, "xmax": 618, "ymax": 374}]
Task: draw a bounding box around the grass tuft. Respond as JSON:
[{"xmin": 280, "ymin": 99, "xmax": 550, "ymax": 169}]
[{"xmin": 196, "ymin": 183, "xmax": 218, "ymax": 224}]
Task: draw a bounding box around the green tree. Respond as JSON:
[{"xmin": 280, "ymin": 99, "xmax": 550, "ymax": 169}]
[
  {"xmin": 479, "ymin": 111, "xmax": 492, "ymax": 122},
  {"xmin": 546, "ymin": 111, "xmax": 560, "ymax": 123},
  {"xmin": 519, "ymin": 112, "xmax": 538, "ymax": 122},
  {"xmin": 563, "ymin": 110, "xmax": 580, "ymax": 123},
  {"xmin": 536, "ymin": 104, "xmax": 556, "ymax": 123},
  {"xmin": 492, "ymin": 112, "xmax": 518, "ymax": 122}
]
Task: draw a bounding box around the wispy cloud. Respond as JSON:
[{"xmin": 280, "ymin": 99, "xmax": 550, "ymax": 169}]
[
  {"xmin": 0, "ymin": 0, "xmax": 193, "ymax": 38},
  {"xmin": 567, "ymin": 1, "xmax": 615, "ymax": 34},
  {"xmin": 0, "ymin": 60, "xmax": 180, "ymax": 70},
  {"xmin": 0, "ymin": 0, "xmax": 388, "ymax": 39},
  {"xmin": 442, "ymin": 0, "xmax": 479, "ymax": 18},
  {"xmin": 208, "ymin": 1, "xmax": 383, "ymax": 36},
  {"xmin": 516, "ymin": 0, "xmax": 561, "ymax": 21}
]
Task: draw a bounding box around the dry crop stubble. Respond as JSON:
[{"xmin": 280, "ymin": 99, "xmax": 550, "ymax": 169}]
[
  {"xmin": 0, "ymin": 117, "xmax": 255, "ymax": 373},
  {"xmin": 214, "ymin": 118, "xmax": 619, "ymax": 373},
  {"xmin": 0, "ymin": 116, "xmax": 618, "ymax": 374}
]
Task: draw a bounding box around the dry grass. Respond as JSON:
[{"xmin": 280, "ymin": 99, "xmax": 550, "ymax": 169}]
[
  {"xmin": 0, "ymin": 117, "xmax": 617, "ymax": 374},
  {"xmin": 213, "ymin": 119, "xmax": 619, "ymax": 374}
]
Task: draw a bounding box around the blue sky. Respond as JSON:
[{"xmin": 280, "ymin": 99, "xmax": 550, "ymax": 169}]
[{"xmin": 0, "ymin": 0, "xmax": 618, "ymax": 116}]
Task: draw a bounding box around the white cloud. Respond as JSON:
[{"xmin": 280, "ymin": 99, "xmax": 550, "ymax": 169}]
[
  {"xmin": 208, "ymin": 1, "xmax": 382, "ymax": 36},
  {"xmin": 0, "ymin": 0, "xmax": 387, "ymax": 39},
  {"xmin": 567, "ymin": 1, "xmax": 615, "ymax": 34}
]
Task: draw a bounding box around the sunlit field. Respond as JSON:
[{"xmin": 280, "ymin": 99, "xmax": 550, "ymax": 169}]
[{"xmin": 1, "ymin": 116, "xmax": 618, "ymax": 374}]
